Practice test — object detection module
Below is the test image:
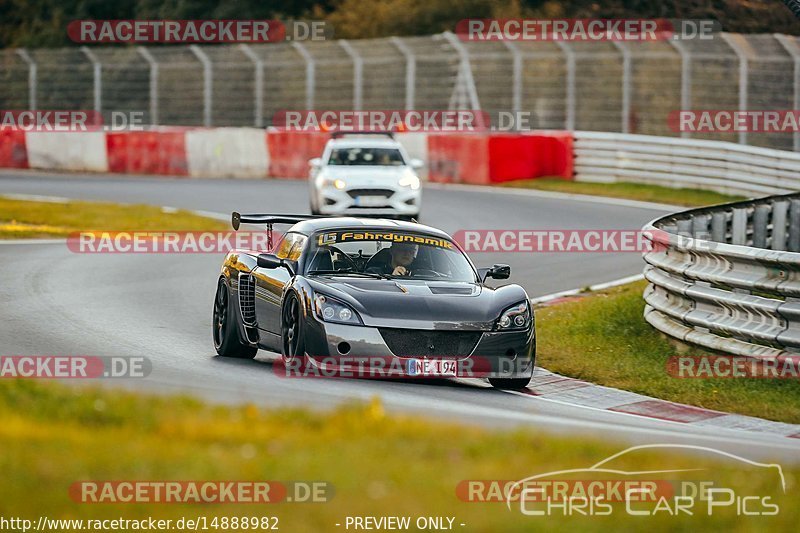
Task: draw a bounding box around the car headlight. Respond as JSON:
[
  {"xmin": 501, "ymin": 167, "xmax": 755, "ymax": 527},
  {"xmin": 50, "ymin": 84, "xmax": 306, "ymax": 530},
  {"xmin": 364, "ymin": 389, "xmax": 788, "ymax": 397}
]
[
  {"xmin": 318, "ymin": 176, "xmax": 347, "ymax": 190},
  {"xmin": 313, "ymin": 293, "xmax": 363, "ymax": 325},
  {"xmin": 398, "ymin": 174, "xmax": 420, "ymax": 190},
  {"xmin": 495, "ymin": 301, "xmax": 531, "ymax": 331}
]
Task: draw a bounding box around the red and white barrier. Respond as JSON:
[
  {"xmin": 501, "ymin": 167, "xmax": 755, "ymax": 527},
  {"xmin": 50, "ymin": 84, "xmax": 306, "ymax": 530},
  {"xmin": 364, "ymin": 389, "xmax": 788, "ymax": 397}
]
[{"xmin": 0, "ymin": 127, "xmax": 576, "ymax": 183}]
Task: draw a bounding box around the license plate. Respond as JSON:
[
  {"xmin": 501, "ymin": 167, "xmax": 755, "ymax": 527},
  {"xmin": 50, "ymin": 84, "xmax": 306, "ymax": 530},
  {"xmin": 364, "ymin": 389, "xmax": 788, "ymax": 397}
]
[
  {"xmin": 354, "ymin": 195, "xmax": 385, "ymax": 207},
  {"xmin": 406, "ymin": 359, "xmax": 457, "ymax": 377}
]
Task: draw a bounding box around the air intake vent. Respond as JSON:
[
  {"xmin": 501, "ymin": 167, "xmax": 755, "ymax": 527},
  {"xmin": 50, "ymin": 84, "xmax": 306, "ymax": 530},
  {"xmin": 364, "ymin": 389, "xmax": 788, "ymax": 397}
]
[
  {"xmin": 238, "ymin": 272, "xmax": 257, "ymax": 327},
  {"xmin": 378, "ymin": 328, "xmax": 482, "ymax": 358}
]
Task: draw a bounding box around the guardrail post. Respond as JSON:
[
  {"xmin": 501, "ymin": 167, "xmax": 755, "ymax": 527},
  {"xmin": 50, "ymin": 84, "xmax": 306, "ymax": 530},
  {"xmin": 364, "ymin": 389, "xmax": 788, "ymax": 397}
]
[
  {"xmin": 15, "ymin": 49, "xmax": 37, "ymax": 110},
  {"xmin": 711, "ymin": 212, "xmax": 727, "ymax": 242},
  {"xmin": 390, "ymin": 37, "xmax": 416, "ymax": 110},
  {"xmin": 676, "ymin": 219, "xmax": 692, "ymax": 239},
  {"xmin": 669, "ymin": 40, "xmax": 691, "ymax": 139},
  {"xmin": 774, "ymin": 34, "xmax": 800, "ymax": 152},
  {"xmin": 772, "ymin": 200, "xmax": 789, "ymax": 250},
  {"xmin": 612, "ymin": 41, "xmax": 631, "ymax": 134},
  {"xmin": 80, "ymin": 46, "xmax": 102, "ymax": 114},
  {"xmin": 731, "ymin": 207, "xmax": 748, "ymax": 245},
  {"xmin": 502, "ymin": 40, "xmax": 523, "ymax": 118},
  {"xmin": 721, "ymin": 33, "xmax": 750, "ymax": 145},
  {"xmin": 239, "ymin": 44, "xmax": 264, "ymax": 127},
  {"xmin": 789, "ymin": 200, "xmax": 800, "ymax": 251},
  {"xmin": 137, "ymin": 47, "xmax": 159, "ymax": 125},
  {"xmin": 189, "ymin": 45, "xmax": 213, "ymax": 127},
  {"xmin": 556, "ymin": 41, "xmax": 576, "ymax": 131},
  {"xmin": 292, "ymin": 42, "xmax": 316, "ymax": 110},
  {"xmin": 692, "ymin": 214, "xmax": 711, "ymax": 240},
  {"xmin": 753, "ymin": 205, "xmax": 770, "ymax": 248},
  {"xmin": 339, "ymin": 40, "xmax": 363, "ymax": 111}
]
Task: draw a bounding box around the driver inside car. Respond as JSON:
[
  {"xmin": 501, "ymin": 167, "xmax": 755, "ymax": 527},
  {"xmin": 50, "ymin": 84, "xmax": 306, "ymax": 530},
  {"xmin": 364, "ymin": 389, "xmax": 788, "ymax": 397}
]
[{"xmin": 366, "ymin": 242, "xmax": 419, "ymax": 276}]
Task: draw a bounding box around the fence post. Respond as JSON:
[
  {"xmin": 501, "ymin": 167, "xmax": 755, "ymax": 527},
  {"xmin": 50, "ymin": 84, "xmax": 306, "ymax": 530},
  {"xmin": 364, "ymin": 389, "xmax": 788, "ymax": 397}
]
[
  {"xmin": 137, "ymin": 47, "xmax": 159, "ymax": 125},
  {"xmin": 189, "ymin": 45, "xmax": 213, "ymax": 127},
  {"xmin": 239, "ymin": 44, "xmax": 264, "ymax": 127},
  {"xmin": 556, "ymin": 41, "xmax": 576, "ymax": 131},
  {"xmin": 80, "ymin": 46, "xmax": 102, "ymax": 115},
  {"xmin": 339, "ymin": 40, "xmax": 363, "ymax": 111},
  {"xmin": 612, "ymin": 41, "xmax": 631, "ymax": 134},
  {"xmin": 15, "ymin": 49, "xmax": 37, "ymax": 110},
  {"xmin": 721, "ymin": 33, "xmax": 750, "ymax": 145},
  {"xmin": 390, "ymin": 37, "xmax": 416, "ymax": 110},
  {"xmin": 669, "ymin": 39, "xmax": 692, "ymax": 139},
  {"xmin": 774, "ymin": 34, "xmax": 800, "ymax": 152},
  {"xmin": 441, "ymin": 32, "xmax": 482, "ymax": 114},
  {"xmin": 502, "ymin": 40, "xmax": 522, "ymax": 119},
  {"xmin": 292, "ymin": 42, "xmax": 316, "ymax": 110}
]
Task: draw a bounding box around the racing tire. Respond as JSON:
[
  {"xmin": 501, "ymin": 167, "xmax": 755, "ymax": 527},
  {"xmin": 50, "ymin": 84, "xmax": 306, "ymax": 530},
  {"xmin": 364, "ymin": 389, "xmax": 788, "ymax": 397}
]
[
  {"xmin": 281, "ymin": 293, "xmax": 307, "ymax": 372},
  {"xmin": 213, "ymin": 278, "xmax": 258, "ymax": 359},
  {"xmin": 488, "ymin": 376, "xmax": 532, "ymax": 390}
]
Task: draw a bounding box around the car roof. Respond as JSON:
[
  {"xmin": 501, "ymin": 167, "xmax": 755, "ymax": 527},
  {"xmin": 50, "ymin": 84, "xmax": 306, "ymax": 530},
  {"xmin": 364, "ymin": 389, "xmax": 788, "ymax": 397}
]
[
  {"xmin": 289, "ymin": 217, "xmax": 451, "ymax": 240},
  {"xmin": 326, "ymin": 137, "xmax": 401, "ymax": 149}
]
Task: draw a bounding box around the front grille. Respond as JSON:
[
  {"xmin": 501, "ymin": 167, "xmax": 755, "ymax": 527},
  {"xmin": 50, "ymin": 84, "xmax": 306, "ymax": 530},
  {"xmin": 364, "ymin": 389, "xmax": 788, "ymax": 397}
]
[
  {"xmin": 347, "ymin": 188, "xmax": 395, "ymax": 199},
  {"xmin": 379, "ymin": 328, "xmax": 482, "ymax": 358},
  {"xmin": 238, "ymin": 272, "xmax": 257, "ymax": 326}
]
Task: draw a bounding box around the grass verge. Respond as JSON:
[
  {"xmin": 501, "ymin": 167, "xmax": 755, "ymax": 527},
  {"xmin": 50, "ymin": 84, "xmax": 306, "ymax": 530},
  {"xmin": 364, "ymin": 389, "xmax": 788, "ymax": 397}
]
[
  {"xmin": 537, "ymin": 280, "xmax": 800, "ymax": 424},
  {"xmin": 0, "ymin": 379, "xmax": 797, "ymax": 530},
  {"xmin": 0, "ymin": 196, "xmax": 227, "ymax": 238},
  {"xmin": 500, "ymin": 179, "xmax": 747, "ymax": 207}
]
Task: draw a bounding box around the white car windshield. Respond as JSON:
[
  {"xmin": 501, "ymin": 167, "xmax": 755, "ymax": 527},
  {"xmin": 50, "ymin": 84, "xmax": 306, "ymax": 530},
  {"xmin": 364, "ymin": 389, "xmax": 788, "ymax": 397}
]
[
  {"xmin": 328, "ymin": 147, "xmax": 405, "ymax": 166},
  {"xmin": 306, "ymin": 230, "xmax": 477, "ymax": 282}
]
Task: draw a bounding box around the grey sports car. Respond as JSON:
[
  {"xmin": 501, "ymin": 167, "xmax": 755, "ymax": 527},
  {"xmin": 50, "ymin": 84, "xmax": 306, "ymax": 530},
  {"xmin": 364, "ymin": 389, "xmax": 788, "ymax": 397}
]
[{"xmin": 213, "ymin": 213, "xmax": 535, "ymax": 389}]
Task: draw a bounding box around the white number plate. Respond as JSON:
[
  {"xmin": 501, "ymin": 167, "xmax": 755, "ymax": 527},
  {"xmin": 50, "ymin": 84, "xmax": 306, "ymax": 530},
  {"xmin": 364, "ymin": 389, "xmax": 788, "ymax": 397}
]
[
  {"xmin": 406, "ymin": 359, "xmax": 457, "ymax": 377},
  {"xmin": 354, "ymin": 196, "xmax": 386, "ymax": 207}
]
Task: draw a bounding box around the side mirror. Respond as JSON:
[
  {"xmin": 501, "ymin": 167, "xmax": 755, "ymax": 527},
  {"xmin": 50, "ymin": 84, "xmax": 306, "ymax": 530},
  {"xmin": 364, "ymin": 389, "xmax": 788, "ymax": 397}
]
[
  {"xmin": 309, "ymin": 157, "xmax": 322, "ymax": 167},
  {"xmin": 257, "ymin": 253, "xmax": 283, "ymax": 269},
  {"xmin": 409, "ymin": 158, "xmax": 424, "ymax": 169},
  {"xmin": 484, "ymin": 264, "xmax": 510, "ymax": 281}
]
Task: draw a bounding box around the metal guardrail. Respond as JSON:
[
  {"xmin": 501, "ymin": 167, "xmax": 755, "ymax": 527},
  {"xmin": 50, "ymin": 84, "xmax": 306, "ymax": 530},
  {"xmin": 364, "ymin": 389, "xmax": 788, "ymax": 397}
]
[
  {"xmin": 574, "ymin": 131, "xmax": 800, "ymax": 197},
  {"xmin": 642, "ymin": 193, "xmax": 800, "ymax": 361}
]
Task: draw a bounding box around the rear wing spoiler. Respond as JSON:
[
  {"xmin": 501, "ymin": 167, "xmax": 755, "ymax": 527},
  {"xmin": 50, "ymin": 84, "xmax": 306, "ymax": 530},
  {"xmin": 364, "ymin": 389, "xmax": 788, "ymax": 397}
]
[{"xmin": 231, "ymin": 212, "xmax": 326, "ymax": 230}]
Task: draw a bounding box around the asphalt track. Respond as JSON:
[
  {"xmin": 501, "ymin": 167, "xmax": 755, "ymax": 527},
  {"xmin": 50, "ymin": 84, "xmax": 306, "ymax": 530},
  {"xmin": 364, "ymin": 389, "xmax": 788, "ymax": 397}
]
[{"xmin": 1, "ymin": 170, "xmax": 799, "ymax": 463}]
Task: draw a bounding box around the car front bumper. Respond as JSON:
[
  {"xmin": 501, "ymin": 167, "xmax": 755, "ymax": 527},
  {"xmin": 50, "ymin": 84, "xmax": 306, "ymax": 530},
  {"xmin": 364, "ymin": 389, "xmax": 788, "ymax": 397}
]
[
  {"xmin": 302, "ymin": 319, "xmax": 535, "ymax": 379},
  {"xmin": 315, "ymin": 185, "xmax": 421, "ymax": 217}
]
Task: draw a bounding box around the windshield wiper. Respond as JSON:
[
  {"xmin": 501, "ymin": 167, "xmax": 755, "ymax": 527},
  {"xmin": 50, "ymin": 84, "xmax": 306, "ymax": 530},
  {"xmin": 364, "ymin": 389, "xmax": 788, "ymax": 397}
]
[{"xmin": 306, "ymin": 269, "xmax": 390, "ymax": 280}]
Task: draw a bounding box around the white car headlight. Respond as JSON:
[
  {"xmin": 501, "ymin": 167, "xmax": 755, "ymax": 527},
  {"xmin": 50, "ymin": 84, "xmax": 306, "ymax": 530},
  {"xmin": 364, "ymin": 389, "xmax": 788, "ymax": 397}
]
[
  {"xmin": 398, "ymin": 174, "xmax": 420, "ymax": 190},
  {"xmin": 318, "ymin": 176, "xmax": 347, "ymax": 190}
]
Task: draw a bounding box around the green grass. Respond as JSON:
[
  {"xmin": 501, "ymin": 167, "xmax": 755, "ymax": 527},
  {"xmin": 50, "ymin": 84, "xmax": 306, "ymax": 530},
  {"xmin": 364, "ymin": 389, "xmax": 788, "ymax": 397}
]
[
  {"xmin": 537, "ymin": 281, "xmax": 800, "ymax": 424},
  {"xmin": 0, "ymin": 379, "xmax": 797, "ymax": 531},
  {"xmin": 0, "ymin": 196, "xmax": 228, "ymax": 238},
  {"xmin": 500, "ymin": 179, "xmax": 747, "ymax": 207}
]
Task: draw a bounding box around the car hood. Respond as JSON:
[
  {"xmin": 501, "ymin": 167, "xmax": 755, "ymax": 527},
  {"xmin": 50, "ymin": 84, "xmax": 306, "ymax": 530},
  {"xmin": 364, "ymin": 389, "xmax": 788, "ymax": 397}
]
[
  {"xmin": 306, "ymin": 277, "xmax": 528, "ymax": 330},
  {"xmin": 319, "ymin": 165, "xmax": 410, "ymax": 184}
]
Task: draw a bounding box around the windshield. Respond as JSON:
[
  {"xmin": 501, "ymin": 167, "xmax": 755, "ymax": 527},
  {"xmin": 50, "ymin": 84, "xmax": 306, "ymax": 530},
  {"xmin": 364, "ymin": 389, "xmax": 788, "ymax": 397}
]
[
  {"xmin": 305, "ymin": 230, "xmax": 477, "ymax": 282},
  {"xmin": 327, "ymin": 147, "xmax": 405, "ymax": 166}
]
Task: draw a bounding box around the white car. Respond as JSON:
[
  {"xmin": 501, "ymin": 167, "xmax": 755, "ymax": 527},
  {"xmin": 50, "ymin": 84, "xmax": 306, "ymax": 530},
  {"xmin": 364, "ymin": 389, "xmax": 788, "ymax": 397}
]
[{"xmin": 308, "ymin": 133, "xmax": 423, "ymax": 220}]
